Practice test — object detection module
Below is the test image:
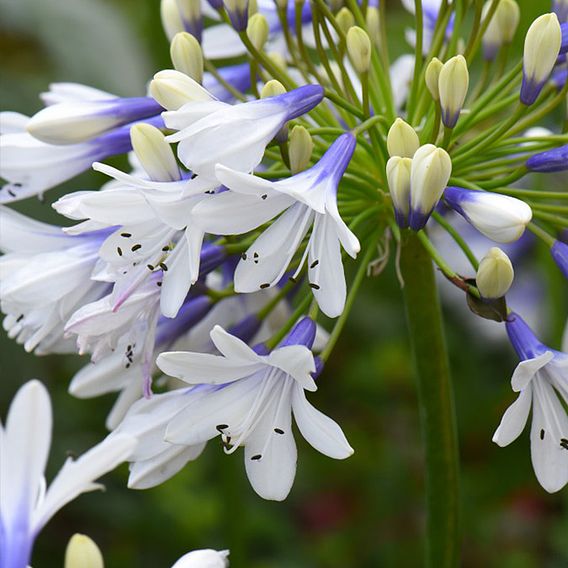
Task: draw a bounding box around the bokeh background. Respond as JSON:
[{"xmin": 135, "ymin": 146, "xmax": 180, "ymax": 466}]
[{"xmin": 1, "ymin": 1, "xmax": 567, "ymax": 566}]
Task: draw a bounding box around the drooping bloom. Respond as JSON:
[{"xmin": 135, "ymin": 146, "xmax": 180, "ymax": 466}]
[
  {"xmin": 443, "ymin": 186, "xmax": 533, "ymax": 243},
  {"xmin": 193, "ymin": 133, "xmax": 360, "ymax": 318},
  {"xmin": 526, "ymin": 144, "xmax": 568, "ymax": 172},
  {"xmin": 0, "ymin": 380, "xmax": 135, "ymax": 568},
  {"xmin": 163, "ymin": 83, "xmax": 324, "ymax": 179},
  {"xmin": 119, "ymin": 318, "xmax": 353, "ymax": 501},
  {"xmin": 493, "ymin": 313, "xmax": 568, "ymax": 493}
]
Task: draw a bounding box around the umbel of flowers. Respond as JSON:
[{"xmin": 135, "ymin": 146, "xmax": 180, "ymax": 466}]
[{"xmin": 0, "ymin": 0, "xmax": 567, "ymax": 566}]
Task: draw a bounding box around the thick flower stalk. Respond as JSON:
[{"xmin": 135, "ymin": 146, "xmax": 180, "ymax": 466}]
[{"xmin": 1, "ymin": 1, "xmax": 568, "ymax": 566}]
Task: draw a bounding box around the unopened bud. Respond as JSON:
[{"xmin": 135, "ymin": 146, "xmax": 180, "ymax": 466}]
[
  {"xmin": 170, "ymin": 32, "xmax": 203, "ymax": 83},
  {"xmin": 387, "ymin": 118, "xmax": 420, "ymax": 158},
  {"xmin": 346, "ymin": 26, "xmax": 371, "ymax": 74},
  {"xmin": 482, "ymin": 0, "xmax": 520, "ymax": 60},
  {"xmin": 476, "ymin": 248, "xmax": 514, "ymax": 298},
  {"xmin": 149, "ymin": 69, "xmax": 212, "ymax": 110},
  {"xmin": 247, "ymin": 13, "xmax": 269, "ymax": 51},
  {"xmin": 438, "ymin": 55, "xmax": 469, "ymax": 128},
  {"xmin": 224, "ymin": 0, "xmax": 249, "ymax": 32},
  {"xmin": 336, "ymin": 8, "xmax": 355, "ymax": 35},
  {"xmin": 425, "ymin": 57, "xmax": 443, "ymax": 101},
  {"xmin": 409, "ymin": 144, "xmax": 452, "ymax": 231},
  {"xmin": 161, "ymin": 0, "xmax": 185, "ymax": 41},
  {"xmin": 130, "ymin": 123, "xmax": 180, "ymax": 182},
  {"xmin": 553, "ymin": 0, "xmax": 568, "ymax": 23},
  {"xmin": 176, "ymin": 0, "xmax": 203, "ymax": 41},
  {"xmin": 261, "ymin": 79, "xmax": 286, "ymax": 99},
  {"xmin": 289, "ymin": 125, "xmax": 313, "ymax": 173},
  {"xmin": 64, "ymin": 534, "xmax": 104, "ymax": 568},
  {"xmin": 386, "ymin": 156, "xmax": 412, "ymax": 228},
  {"xmin": 521, "ymin": 13, "xmax": 562, "ymax": 105},
  {"xmin": 366, "ymin": 7, "xmax": 380, "ymax": 47}
]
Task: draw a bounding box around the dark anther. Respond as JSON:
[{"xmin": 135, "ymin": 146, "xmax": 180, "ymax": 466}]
[
  {"xmin": 159, "ymin": 262, "xmax": 168, "ymax": 271},
  {"xmin": 162, "ymin": 245, "xmax": 170, "ymax": 252},
  {"xmin": 274, "ymin": 428, "xmax": 285, "ymax": 435},
  {"xmin": 241, "ymin": 253, "xmax": 247, "ymax": 260},
  {"xmin": 560, "ymin": 438, "xmax": 568, "ymax": 450},
  {"xmin": 216, "ymin": 424, "xmax": 229, "ymax": 432},
  {"xmin": 147, "ymin": 264, "xmax": 154, "ymax": 271},
  {"xmin": 8, "ymin": 190, "xmax": 16, "ymax": 197},
  {"xmin": 121, "ymin": 232, "xmax": 132, "ymax": 238},
  {"xmin": 16, "ymin": 314, "xmax": 24, "ymax": 322},
  {"xmin": 310, "ymin": 260, "xmax": 319, "ymax": 269},
  {"xmin": 261, "ymin": 194, "xmax": 267, "ymax": 200},
  {"xmin": 126, "ymin": 363, "xmax": 131, "ymax": 369},
  {"xmin": 260, "ymin": 283, "xmax": 270, "ymax": 289},
  {"xmin": 117, "ymin": 247, "xmax": 123, "ymax": 256},
  {"xmin": 13, "ymin": 183, "xmax": 22, "ymax": 188},
  {"xmin": 131, "ymin": 244, "xmax": 142, "ymax": 252},
  {"xmin": 157, "ymin": 281, "xmax": 162, "ymax": 287},
  {"xmin": 540, "ymin": 429, "xmax": 545, "ymax": 440},
  {"xmin": 250, "ymin": 454, "xmax": 262, "ymax": 461},
  {"xmin": 127, "ymin": 345, "xmax": 132, "ymax": 351},
  {"xmin": 309, "ymin": 283, "xmax": 321, "ymax": 290},
  {"xmin": 253, "ymin": 252, "xmax": 259, "ymax": 258}
]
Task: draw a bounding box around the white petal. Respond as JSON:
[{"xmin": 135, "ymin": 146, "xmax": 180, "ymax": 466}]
[
  {"xmin": 163, "ymin": 101, "xmax": 230, "ymax": 134},
  {"xmin": 266, "ymin": 346, "xmax": 317, "ymax": 392},
  {"xmin": 492, "ymin": 388, "xmax": 532, "ymax": 447},
  {"xmin": 160, "ymin": 236, "xmax": 192, "ymax": 318},
  {"xmin": 105, "ymin": 378, "xmax": 144, "ymax": 431},
  {"xmin": 214, "ymin": 164, "xmax": 277, "ymax": 197},
  {"xmin": 171, "ymin": 549, "xmax": 230, "ymax": 568},
  {"xmin": 511, "ymin": 351, "xmax": 554, "ymax": 392},
  {"xmin": 209, "ymin": 325, "xmax": 261, "ymax": 363},
  {"xmin": 201, "ymin": 24, "xmax": 246, "ymax": 59},
  {"xmin": 291, "ymin": 383, "xmax": 354, "ymax": 459},
  {"xmin": 32, "ymin": 434, "xmax": 136, "ymax": 533}
]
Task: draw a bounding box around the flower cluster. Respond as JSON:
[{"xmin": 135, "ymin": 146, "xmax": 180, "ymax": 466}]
[{"xmin": 1, "ymin": 0, "xmax": 568, "ymax": 564}]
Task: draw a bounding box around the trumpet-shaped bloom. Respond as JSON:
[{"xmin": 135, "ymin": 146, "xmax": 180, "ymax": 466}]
[
  {"xmin": 164, "ymin": 84, "xmax": 324, "ymax": 179},
  {"xmin": 443, "ymin": 186, "xmax": 533, "ymax": 243},
  {"xmin": 153, "ymin": 318, "xmax": 353, "ymax": 501},
  {"xmin": 193, "ymin": 133, "xmax": 360, "ymax": 318},
  {"xmin": 0, "ymin": 380, "xmax": 136, "ymax": 568},
  {"xmin": 493, "ymin": 313, "xmax": 568, "ymax": 493}
]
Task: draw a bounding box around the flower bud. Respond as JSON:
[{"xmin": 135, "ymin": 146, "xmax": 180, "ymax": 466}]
[
  {"xmin": 130, "ymin": 123, "xmax": 180, "ymax": 182},
  {"xmin": 443, "ymin": 186, "xmax": 532, "ymax": 242},
  {"xmin": 161, "ymin": 0, "xmax": 185, "ymax": 41},
  {"xmin": 425, "ymin": 57, "xmax": 443, "ymax": 101},
  {"xmin": 387, "ymin": 118, "xmax": 420, "ymax": 158},
  {"xmin": 260, "ymin": 79, "xmax": 286, "ymax": 99},
  {"xmin": 224, "ymin": 0, "xmax": 249, "ymax": 32},
  {"xmin": 170, "ymin": 32, "xmax": 203, "ymax": 84},
  {"xmin": 476, "ymin": 248, "xmax": 514, "ymax": 298},
  {"xmin": 482, "ymin": 0, "xmax": 520, "ymax": 60},
  {"xmin": 438, "ymin": 55, "xmax": 469, "ymax": 128},
  {"xmin": 561, "ymin": 21, "xmax": 568, "ymax": 54},
  {"xmin": 366, "ymin": 7, "xmax": 380, "ymax": 48},
  {"xmin": 336, "ymin": 8, "xmax": 355, "ymax": 35},
  {"xmin": 551, "ymin": 240, "xmax": 568, "ymax": 279},
  {"xmin": 247, "ymin": 13, "xmax": 269, "ymax": 51},
  {"xmin": 409, "ymin": 144, "xmax": 452, "ymax": 231},
  {"xmin": 346, "ymin": 26, "xmax": 372, "ymax": 74},
  {"xmin": 149, "ymin": 69, "xmax": 212, "ymax": 110},
  {"xmin": 526, "ymin": 144, "xmax": 568, "ymax": 172},
  {"xmin": 521, "ymin": 13, "xmax": 562, "ymax": 105},
  {"xmin": 386, "ymin": 156, "xmax": 412, "ymax": 228},
  {"xmin": 176, "ymin": 0, "xmax": 203, "ymax": 41},
  {"xmin": 171, "ymin": 549, "xmax": 230, "ymax": 568},
  {"xmin": 64, "ymin": 534, "xmax": 104, "ymax": 568},
  {"xmin": 554, "ymin": 0, "xmax": 568, "ymax": 23},
  {"xmin": 289, "ymin": 125, "xmax": 313, "ymax": 174}
]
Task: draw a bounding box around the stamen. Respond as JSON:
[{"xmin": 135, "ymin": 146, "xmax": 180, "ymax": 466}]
[
  {"xmin": 309, "ymin": 283, "xmax": 320, "ymax": 290},
  {"xmin": 560, "ymin": 438, "xmax": 568, "ymax": 450},
  {"xmin": 260, "ymin": 283, "xmax": 270, "ymax": 289},
  {"xmin": 310, "ymin": 259, "xmax": 319, "ymax": 268},
  {"xmin": 216, "ymin": 424, "xmax": 229, "ymax": 432},
  {"xmin": 274, "ymin": 428, "xmax": 284, "ymax": 435},
  {"xmin": 121, "ymin": 232, "xmax": 132, "ymax": 238},
  {"xmin": 131, "ymin": 244, "xmax": 142, "ymax": 252},
  {"xmin": 250, "ymin": 454, "xmax": 262, "ymax": 460},
  {"xmin": 117, "ymin": 247, "xmax": 123, "ymax": 256},
  {"xmin": 159, "ymin": 262, "xmax": 168, "ymax": 271},
  {"xmin": 540, "ymin": 429, "xmax": 545, "ymax": 440}
]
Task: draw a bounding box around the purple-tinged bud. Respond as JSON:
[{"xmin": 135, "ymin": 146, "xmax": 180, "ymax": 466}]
[
  {"xmin": 551, "ymin": 240, "xmax": 568, "ymax": 279},
  {"xmin": 156, "ymin": 295, "xmax": 213, "ymax": 347},
  {"xmin": 561, "ymin": 22, "xmax": 568, "ymax": 52},
  {"xmin": 228, "ymin": 314, "xmax": 262, "ymax": 344},
  {"xmin": 553, "ymin": 0, "xmax": 568, "ymax": 22},
  {"xmin": 526, "ymin": 144, "xmax": 568, "ymax": 172},
  {"xmin": 506, "ymin": 312, "xmax": 548, "ymax": 360},
  {"xmin": 223, "ymin": 0, "xmax": 249, "ymax": 32},
  {"xmin": 552, "ymin": 67, "xmax": 568, "ymax": 90},
  {"xmin": 312, "ymin": 356, "xmax": 324, "ymax": 379},
  {"xmin": 280, "ymin": 317, "xmax": 317, "ymax": 349},
  {"xmin": 198, "ymin": 244, "xmax": 227, "ymax": 278}
]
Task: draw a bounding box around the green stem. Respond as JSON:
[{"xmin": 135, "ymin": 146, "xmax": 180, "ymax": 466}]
[{"xmin": 400, "ymin": 232, "xmax": 460, "ymax": 568}]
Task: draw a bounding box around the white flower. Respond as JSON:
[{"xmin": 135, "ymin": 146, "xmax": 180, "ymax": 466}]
[
  {"xmin": 0, "ymin": 380, "xmax": 135, "ymax": 568},
  {"xmin": 193, "ymin": 133, "xmax": 360, "ymax": 318},
  {"xmin": 171, "ymin": 549, "xmax": 230, "ymax": 568},
  {"xmin": 443, "ymin": 186, "xmax": 533, "ymax": 243},
  {"xmin": 0, "ymin": 206, "xmax": 107, "ymax": 354},
  {"xmin": 150, "ymin": 318, "xmax": 353, "ymax": 501},
  {"xmin": 493, "ymin": 313, "xmax": 568, "ymax": 493}
]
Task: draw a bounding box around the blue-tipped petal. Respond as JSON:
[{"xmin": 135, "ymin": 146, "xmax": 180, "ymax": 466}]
[
  {"xmin": 280, "ymin": 317, "xmax": 317, "ymax": 349},
  {"xmin": 506, "ymin": 312, "xmax": 548, "ymax": 360},
  {"xmin": 520, "ymin": 74, "xmax": 547, "ymax": 106},
  {"xmin": 526, "ymin": 144, "xmax": 568, "ymax": 172}
]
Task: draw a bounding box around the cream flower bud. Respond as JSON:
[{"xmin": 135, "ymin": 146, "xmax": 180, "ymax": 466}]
[
  {"xmin": 366, "ymin": 7, "xmax": 380, "ymax": 48},
  {"xmin": 261, "ymin": 79, "xmax": 286, "ymax": 99},
  {"xmin": 521, "ymin": 13, "xmax": 562, "ymax": 105},
  {"xmin": 149, "ymin": 69, "xmax": 212, "ymax": 110},
  {"xmin": 170, "ymin": 32, "xmax": 203, "ymax": 83},
  {"xmin": 386, "ymin": 156, "xmax": 412, "ymax": 228},
  {"xmin": 289, "ymin": 125, "xmax": 313, "ymax": 174},
  {"xmin": 425, "ymin": 57, "xmax": 443, "ymax": 101},
  {"xmin": 130, "ymin": 123, "xmax": 180, "ymax": 182},
  {"xmin": 336, "ymin": 8, "xmax": 355, "ymax": 35},
  {"xmin": 64, "ymin": 534, "xmax": 104, "ymax": 568},
  {"xmin": 438, "ymin": 55, "xmax": 469, "ymax": 128},
  {"xmin": 247, "ymin": 13, "xmax": 269, "ymax": 50},
  {"xmin": 161, "ymin": 0, "xmax": 185, "ymax": 42},
  {"xmin": 387, "ymin": 118, "xmax": 420, "ymax": 158},
  {"xmin": 346, "ymin": 26, "xmax": 372, "ymax": 74},
  {"xmin": 482, "ymin": 0, "xmax": 520, "ymax": 60},
  {"xmin": 476, "ymin": 248, "xmax": 514, "ymax": 298},
  {"xmin": 224, "ymin": 0, "xmax": 249, "ymax": 31},
  {"xmin": 409, "ymin": 144, "xmax": 452, "ymax": 230}
]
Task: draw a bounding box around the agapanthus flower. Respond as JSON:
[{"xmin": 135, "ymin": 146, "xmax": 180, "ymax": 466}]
[
  {"xmin": 493, "ymin": 313, "xmax": 568, "ymax": 492},
  {"xmin": 0, "ymin": 380, "xmax": 135, "ymax": 568}
]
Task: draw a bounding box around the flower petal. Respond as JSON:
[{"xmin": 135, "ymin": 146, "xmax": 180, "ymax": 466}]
[
  {"xmin": 209, "ymin": 325, "xmax": 261, "ymax": 363},
  {"xmin": 511, "ymin": 351, "xmax": 554, "ymax": 392},
  {"xmin": 492, "ymin": 387, "xmax": 532, "ymax": 447},
  {"xmin": 266, "ymin": 346, "xmax": 317, "ymax": 391}
]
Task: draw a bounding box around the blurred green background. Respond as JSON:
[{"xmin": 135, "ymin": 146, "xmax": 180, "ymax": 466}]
[{"xmin": 0, "ymin": 1, "xmax": 567, "ymax": 566}]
